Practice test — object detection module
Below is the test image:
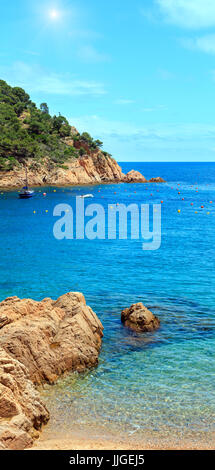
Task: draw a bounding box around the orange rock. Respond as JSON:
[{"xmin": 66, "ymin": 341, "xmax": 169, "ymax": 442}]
[
  {"xmin": 121, "ymin": 303, "xmax": 160, "ymax": 332},
  {"xmin": 0, "ymin": 292, "xmax": 103, "ymax": 449},
  {"xmin": 123, "ymin": 170, "xmax": 147, "ymax": 183}
]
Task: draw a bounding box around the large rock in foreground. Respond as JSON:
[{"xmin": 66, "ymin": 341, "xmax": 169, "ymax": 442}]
[
  {"xmin": 0, "ymin": 348, "xmax": 49, "ymax": 450},
  {"xmin": 121, "ymin": 303, "xmax": 160, "ymax": 332},
  {"xmin": 0, "ymin": 292, "xmax": 103, "ymax": 449}
]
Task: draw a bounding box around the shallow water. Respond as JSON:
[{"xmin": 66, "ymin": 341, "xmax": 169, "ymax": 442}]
[{"xmin": 1, "ymin": 162, "xmax": 215, "ymax": 446}]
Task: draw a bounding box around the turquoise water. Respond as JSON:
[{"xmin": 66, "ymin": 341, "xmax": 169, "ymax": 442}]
[{"xmin": 0, "ymin": 162, "xmax": 215, "ymax": 446}]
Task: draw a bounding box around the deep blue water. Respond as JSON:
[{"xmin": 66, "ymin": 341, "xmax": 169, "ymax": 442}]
[{"xmin": 0, "ymin": 162, "xmax": 215, "ymax": 446}]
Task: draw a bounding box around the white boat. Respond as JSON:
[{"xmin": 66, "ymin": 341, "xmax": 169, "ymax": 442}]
[{"xmin": 78, "ymin": 194, "xmax": 94, "ymax": 198}]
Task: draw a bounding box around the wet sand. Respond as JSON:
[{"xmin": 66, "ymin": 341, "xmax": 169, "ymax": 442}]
[{"xmin": 31, "ymin": 430, "xmax": 215, "ymax": 450}]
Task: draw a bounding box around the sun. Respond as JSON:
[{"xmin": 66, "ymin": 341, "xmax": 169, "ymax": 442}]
[{"xmin": 49, "ymin": 9, "xmax": 60, "ymax": 20}]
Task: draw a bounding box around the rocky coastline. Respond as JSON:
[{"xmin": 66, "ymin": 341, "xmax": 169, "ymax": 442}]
[
  {"xmin": 0, "ymin": 155, "xmax": 165, "ymax": 190},
  {"xmin": 0, "ymin": 294, "xmax": 162, "ymax": 450},
  {"xmin": 0, "ymin": 292, "xmax": 103, "ymax": 450}
]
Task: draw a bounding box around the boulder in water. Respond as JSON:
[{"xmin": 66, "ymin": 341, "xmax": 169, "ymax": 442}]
[{"xmin": 121, "ymin": 302, "xmax": 160, "ymax": 332}]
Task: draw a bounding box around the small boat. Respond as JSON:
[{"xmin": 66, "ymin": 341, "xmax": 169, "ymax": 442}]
[
  {"xmin": 19, "ymin": 166, "xmax": 35, "ymax": 199},
  {"xmin": 78, "ymin": 194, "xmax": 94, "ymax": 198}
]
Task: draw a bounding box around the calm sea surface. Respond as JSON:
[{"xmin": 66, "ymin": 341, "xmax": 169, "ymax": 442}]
[{"xmin": 0, "ymin": 162, "xmax": 215, "ymax": 446}]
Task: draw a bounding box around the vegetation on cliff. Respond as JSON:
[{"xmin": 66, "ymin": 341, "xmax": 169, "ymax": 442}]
[{"xmin": 0, "ymin": 79, "xmax": 111, "ymax": 171}]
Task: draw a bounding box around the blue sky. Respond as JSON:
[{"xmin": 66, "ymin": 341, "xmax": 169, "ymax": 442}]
[{"xmin": 1, "ymin": 0, "xmax": 215, "ymax": 161}]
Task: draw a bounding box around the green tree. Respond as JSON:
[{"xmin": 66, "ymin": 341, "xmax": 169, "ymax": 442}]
[
  {"xmin": 40, "ymin": 102, "xmax": 49, "ymax": 114},
  {"xmin": 79, "ymin": 147, "xmax": 85, "ymax": 156},
  {"xmin": 94, "ymin": 139, "xmax": 103, "ymax": 148}
]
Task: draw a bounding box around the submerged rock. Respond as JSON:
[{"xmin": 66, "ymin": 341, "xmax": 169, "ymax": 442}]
[
  {"xmin": 121, "ymin": 302, "xmax": 160, "ymax": 332},
  {"xmin": 0, "ymin": 292, "xmax": 103, "ymax": 449}
]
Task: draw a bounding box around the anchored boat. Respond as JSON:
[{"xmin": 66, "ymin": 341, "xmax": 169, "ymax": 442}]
[{"xmin": 19, "ymin": 166, "xmax": 35, "ymax": 199}]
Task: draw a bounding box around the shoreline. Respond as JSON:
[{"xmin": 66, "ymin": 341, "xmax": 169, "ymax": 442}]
[
  {"xmin": 0, "ymin": 180, "xmax": 165, "ymax": 191},
  {"xmin": 31, "ymin": 432, "xmax": 215, "ymax": 451},
  {"xmin": 0, "ymin": 158, "xmax": 165, "ymax": 191},
  {"xmin": 0, "ymin": 180, "xmax": 132, "ymax": 191}
]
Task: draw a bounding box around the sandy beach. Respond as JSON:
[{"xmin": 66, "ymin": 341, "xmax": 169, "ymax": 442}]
[{"xmin": 31, "ymin": 435, "xmax": 215, "ymax": 451}]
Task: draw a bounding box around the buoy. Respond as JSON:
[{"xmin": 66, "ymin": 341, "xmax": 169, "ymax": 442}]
[
  {"xmin": 45, "ymin": 210, "xmax": 48, "ymax": 213},
  {"xmin": 43, "ymin": 193, "xmax": 46, "ymax": 196},
  {"xmin": 178, "ymin": 192, "xmax": 180, "ymax": 194},
  {"xmin": 178, "ymin": 210, "xmax": 181, "ymax": 213},
  {"xmin": 161, "ymin": 200, "xmax": 163, "ymax": 203},
  {"xmin": 210, "ymin": 201, "xmax": 213, "ymax": 204},
  {"xmin": 195, "ymin": 211, "xmax": 198, "ymax": 214},
  {"xmin": 182, "ymin": 198, "xmax": 184, "ymax": 201},
  {"xmin": 201, "ymin": 205, "xmax": 204, "ymax": 209},
  {"xmin": 33, "ymin": 211, "xmax": 36, "ymax": 214},
  {"xmin": 150, "ymin": 193, "xmax": 153, "ymax": 196},
  {"xmin": 191, "ymin": 203, "xmax": 193, "ymax": 206},
  {"xmin": 53, "ymin": 190, "xmax": 56, "ymax": 192},
  {"xmin": 207, "ymin": 212, "xmax": 210, "ymax": 215}
]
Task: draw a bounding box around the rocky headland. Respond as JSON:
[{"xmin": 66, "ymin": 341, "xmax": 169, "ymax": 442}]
[
  {"xmin": 0, "ymin": 155, "xmax": 166, "ymax": 189},
  {"xmin": 0, "ymin": 292, "xmax": 103, "ymax": 450},
  {"xmin": 0, "ymin": 79, "xmax": 165, "ymax": 189}
]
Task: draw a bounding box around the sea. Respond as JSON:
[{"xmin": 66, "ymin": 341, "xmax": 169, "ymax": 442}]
[{"xmin": 0, "ymin": 162, "xmax": 215, "ymax": 447}]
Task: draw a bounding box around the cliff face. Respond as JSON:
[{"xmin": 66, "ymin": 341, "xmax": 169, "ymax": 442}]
[
  {"xmin": 0, "ymin": 154, "xmax": 165, "ymax": 189},
  {"xmin": 0, "ymin": 153, "xmax": 124, "ymax": 189},
  {"xmin": 0, "ymin": 292, "xmax": 104, "ymax": 449}
]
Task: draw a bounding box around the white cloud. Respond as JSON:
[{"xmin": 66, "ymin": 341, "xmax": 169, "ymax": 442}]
[
  {"xmin": 68, "ymin": 29, "xmax": 102, "ymax": 40},
  {"xmin": 156, "ymin": 0, "xmax": 215, "ymax": 29},
  {"xmin": 0, "ymin": 62, "xmax": 106, "ymax": 96},
  {"xmin": 22, "ymin": 50, "xmax": 40, "ymax": 56},
  {"xmin": 69, "ymin": 115, "xmax": 215, "ymax": 140},
  {"xmin": 114, "ymin": 99, "xmax": 135, "ymax": 105},
  {"xmin": 69, "ymin": 115, "xmax": 215, "ymax": 160},
  {"xmin": 181, "ymin": 34, "xmax": 215, "ymax": 54},
  {"xmin": 77, "ymin": 45, "xmax": 110, "ymax": 63},
  {"xmin": 141, "ymin": 105, "xmax": 167, "ymax": 112},
  {"xmin": 157, "ymin": 69, "xmax": 175, "ymax": 80}
]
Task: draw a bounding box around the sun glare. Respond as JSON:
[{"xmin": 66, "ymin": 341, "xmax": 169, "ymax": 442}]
[{"xmin": 49, "ymin": 9, "xmax": 60, "ymax": 20}]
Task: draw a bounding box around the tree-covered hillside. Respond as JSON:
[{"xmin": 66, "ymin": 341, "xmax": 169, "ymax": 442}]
[{"xmin": 0, "ymin": 79, "xmax": 110, "ymax": 171}]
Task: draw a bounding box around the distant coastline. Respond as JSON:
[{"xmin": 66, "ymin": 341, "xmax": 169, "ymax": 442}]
[{"xmin": 0, "ymin": 80, "xmax": 165, "ymax": 190}]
